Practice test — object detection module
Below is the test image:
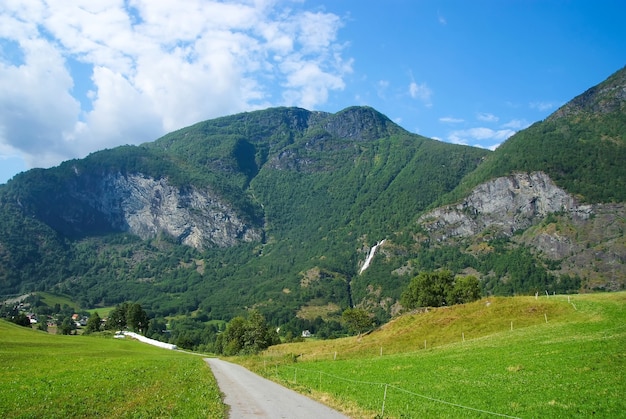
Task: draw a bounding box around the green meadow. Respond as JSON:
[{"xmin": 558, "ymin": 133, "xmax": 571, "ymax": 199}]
[
  {"xmin": 0, "ymin": 323, "xmax": 225, "ymax": 418},
  {"xmin": 2, "ymin": 293, "xmax": 624, "ymax": 418},
  {"xmin": 244, "ymin": 293, "xmax": 626, "ymax": 418}
]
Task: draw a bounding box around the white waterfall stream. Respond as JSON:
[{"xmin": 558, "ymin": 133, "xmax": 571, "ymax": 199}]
[{"xmin": 359, "ymin": 239, "xmax": 386, "ymax": 274}]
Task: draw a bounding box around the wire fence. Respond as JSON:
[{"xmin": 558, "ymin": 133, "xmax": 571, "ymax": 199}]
[
  {"xmin": 258, "ymin": 294, "xmax": 595, "ymax": 417},
  {"xmin": 265, "ymin": 363, "xmax": 521, "ymax": 418}
]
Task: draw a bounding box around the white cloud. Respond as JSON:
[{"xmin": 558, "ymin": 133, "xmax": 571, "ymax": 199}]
[
  {"xmin": 500, "ymin": 119, "xmax": 530, "ymax": 130},
  {"xmin": 476, "ymin": 112, "xmax": 499, "ymax": 123},
  {"xmin": 0, "ymin": 0, "xmax": 352, "ymax": 170},
  {"xmin": 439, "ymin": 116, "xmax": 464, "ymax": 123},
  {"xmin": 408, "ymin": 81, "xmax": 432, "ymax": 104},
  {"xmin": 530, "ymin": 101, "xmax": 558, "ymax": 112},
  {"xmin": 447, "ymin": 127, "xmax": 515, "ymax": 145}
]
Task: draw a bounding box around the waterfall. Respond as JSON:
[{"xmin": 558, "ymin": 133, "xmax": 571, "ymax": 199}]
[{"xmin": 359, "ymin": 239, "xmax": 386, "ymax": 274}]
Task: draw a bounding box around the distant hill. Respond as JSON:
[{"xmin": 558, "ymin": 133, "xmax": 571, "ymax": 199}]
[{"xmin": 1, "ymin": 68, "xmax": 624, "ymax": 333}]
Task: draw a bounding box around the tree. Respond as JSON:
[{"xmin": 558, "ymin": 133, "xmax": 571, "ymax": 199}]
[
  {"xmin": 57, "ymin": 315, "xmax": 76, "ymax": 335},
  {"xmin": 84, "ymin": 312, "xmax": 102, "ymax": 334},
  {"xmin": 106, "ymin": 302, "xmax": 150, "ymax": 334},
  {"xmin": 216, "ymin": 311, "xmax": 279, "ymax": 356},
  {"xmin": 401, "ymin": 270, "xmax": 454, "ymax": 309},
  {"xmin": 342, "ymin": 308, "xmax": 373, "ymax": 336},
  {"xmin": 11, "ymin": 312, "xmax": 32, "ymax": 327},
  {"xmin": 127, "ymin": 303, "xmax": 149, "ymax": 333},
  {"xmin": 401, "ymin": 271, "xmax": 482, "ymax": 310},
  {"xmin": 146, "ymin": 317, "xmax": 168, "ymax": 339},
  {"xmin": 106, "ymin": 303, "xmax": 128, "ymax": 331},
  {"xmin": 447, "ymin": 275, "xmax": 481, "ymax": 305}
]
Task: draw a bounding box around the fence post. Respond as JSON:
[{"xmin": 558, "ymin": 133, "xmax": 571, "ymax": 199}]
[{"xmin": 381, "ymin": 384, "xmax": 388, "ymax": 417}]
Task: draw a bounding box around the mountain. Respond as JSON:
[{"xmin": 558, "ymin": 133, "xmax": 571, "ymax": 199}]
[
  {"xmin": 1, "ymin": 68, "xmax": 625, "ymax": 332},
  {"xmin": 445, "ymin": 66, "xmax": 626, "ymax": 204},
  {"xmin": 407, "ymin": 67, "xmax": 626, "ymax": 294}
]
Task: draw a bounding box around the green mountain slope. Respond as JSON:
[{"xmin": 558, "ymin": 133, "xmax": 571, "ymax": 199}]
[
  {"xmin": 0, "ymin": 106, "xmax": 487, "ymax": 323},
  {"xmin": 446, "ymin": 66, "xmax": 626, "ymax": 205},
  {"xmin": 1, "ymin": 68, "xmax": 625, "ymax": 335}
]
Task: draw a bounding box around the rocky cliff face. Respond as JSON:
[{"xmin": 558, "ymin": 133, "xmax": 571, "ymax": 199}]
[
  {"xmin": 72, "ymin": 173, "xmax": 262, "ymax": 248},
  {"xmin": 419, "ymin": 172, "xmax": 592, "ymax": 241},
  {"xmin": 417, "ymin": 171, "xmax": 625, "ymax": 290}
]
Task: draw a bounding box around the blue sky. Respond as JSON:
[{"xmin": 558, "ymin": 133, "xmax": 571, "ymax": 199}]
[{"xmin": 1, "ymin": 0, "xmax": 624, "ymax": 184}]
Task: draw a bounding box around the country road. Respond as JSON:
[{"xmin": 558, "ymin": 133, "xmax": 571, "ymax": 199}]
[{"xmin": 205, "ymin": 358, "xmax": 350, "ymax": 419}]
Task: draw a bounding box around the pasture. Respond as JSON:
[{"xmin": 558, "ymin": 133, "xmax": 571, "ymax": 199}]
[
  {"xmin": 0, "ymin": 322, "xmax": 225, "ymax": 418},
  {"xmin": 245, "ymin": 293, "xmax": 626, "ymax": 418}
]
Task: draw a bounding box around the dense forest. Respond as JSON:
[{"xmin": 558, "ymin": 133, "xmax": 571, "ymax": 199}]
[{"xmin": 1, "ymin": 68, "xmax": 625, "ymax": 343}]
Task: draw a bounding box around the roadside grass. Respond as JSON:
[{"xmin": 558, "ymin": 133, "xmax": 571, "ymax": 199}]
[
  {"xmin": 242, "ymin": 293, "xmax": 626, "ymax": 418},
  {"xmin": 0, "ymin": 321, "xmax": 225, "ymax": 418}
]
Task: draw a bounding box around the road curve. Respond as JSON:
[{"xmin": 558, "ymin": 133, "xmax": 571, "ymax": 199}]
[{"xmin": 205, "ymin": 358, "xmax": 349, "ymax": 419}]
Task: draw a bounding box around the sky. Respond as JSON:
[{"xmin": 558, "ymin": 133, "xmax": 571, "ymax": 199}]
[{"xmin": 1, "ymin": 0, "xmax": 625, "ymax": 184}]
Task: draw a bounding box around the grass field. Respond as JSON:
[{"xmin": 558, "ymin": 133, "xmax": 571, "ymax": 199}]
[
  {"xmin": 0, "ymin": 322, "xmax": 225, "ymax": 418},
  {"xmin": 36, "ymin": 292, "xmax": 80, "ymax": 311},
  {"xmin": 2, "ymin": 293, "xmax": 623, "ymax": 418},
  {"xmin": 243, "ymin": 293, "xmax": 626, "ymax": 418}
]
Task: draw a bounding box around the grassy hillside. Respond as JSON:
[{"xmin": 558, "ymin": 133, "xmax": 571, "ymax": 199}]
[
  {"xmin": 0, "ymin": 321, "xmax": 225, "ymax": 418},
  {"xmin": 242, "ymin": 292, "xmax": 626, "ymax": 418}
]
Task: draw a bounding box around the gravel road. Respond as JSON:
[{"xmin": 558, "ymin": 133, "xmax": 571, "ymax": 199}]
[{"xmin": 205, "ymin": 358, "xmax": 350, "ymax": 419}]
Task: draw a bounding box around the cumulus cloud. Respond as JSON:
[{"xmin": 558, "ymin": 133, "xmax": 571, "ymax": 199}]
[
  {"xmin": 447, "ymin": 127, "xmax": 515, "ymax": 146},
  {"xmin": 0, "ymin": 0, "xmax": 352, "ymax": 170}
]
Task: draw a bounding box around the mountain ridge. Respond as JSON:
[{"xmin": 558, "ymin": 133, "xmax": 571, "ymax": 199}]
[{"xmin": 1, "ymin": 68, "xmax": 625, "ymax": 332}]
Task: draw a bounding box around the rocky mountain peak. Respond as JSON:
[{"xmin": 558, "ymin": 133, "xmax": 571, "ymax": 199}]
[
  {"xmin": 317, "ymin": 106, "xmax": 406, "ymax": 141},
  {"xmin": 548, "ymin": 66, "xmax": 626, "ymax": 121}
]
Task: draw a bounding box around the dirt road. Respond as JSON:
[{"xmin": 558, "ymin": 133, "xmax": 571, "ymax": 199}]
[{"xmin": 205, "ymin": 358, "xmax": 349, "ymax": 418}]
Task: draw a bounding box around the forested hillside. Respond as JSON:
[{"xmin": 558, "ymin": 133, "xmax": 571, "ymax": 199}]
[
  {"xmin": 444, "ymin": 66, "xmax": 626, "ymax": 205},
  {"xmin": 0, "ymin": 107, "xmax": 488, "ymax": 326},
  {"xmin": 1, "ymin": 68, "xmax": 625, "ymax": 346}
]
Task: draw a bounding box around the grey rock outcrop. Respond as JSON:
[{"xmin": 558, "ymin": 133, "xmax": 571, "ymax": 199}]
[
  {"xmin": 419, "ymin": 172, "xmax": 591, "ymax": 241},
  {"xmin": 74, "ymin": 173, "xmax": 262, "ymax": 249}
]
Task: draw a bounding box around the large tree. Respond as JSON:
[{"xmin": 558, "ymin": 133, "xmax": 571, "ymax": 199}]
[
  {"xmin": 401, "ymin": 271, "xmax": 481, "ymax": 309},
  {"xmin": 215, "ymin": 311, "xmax": 279, "ymax": 356},
  {"xmin": 106, "ymin": 302, "xmax": 149, "ymax": 334},
  {"xmin": 342, "ymin": 308, "xmax": 373, "ymax": 336},
  {"xmin": 401, "ymin": 271, "xmax": 455, "ymax": 309}
]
